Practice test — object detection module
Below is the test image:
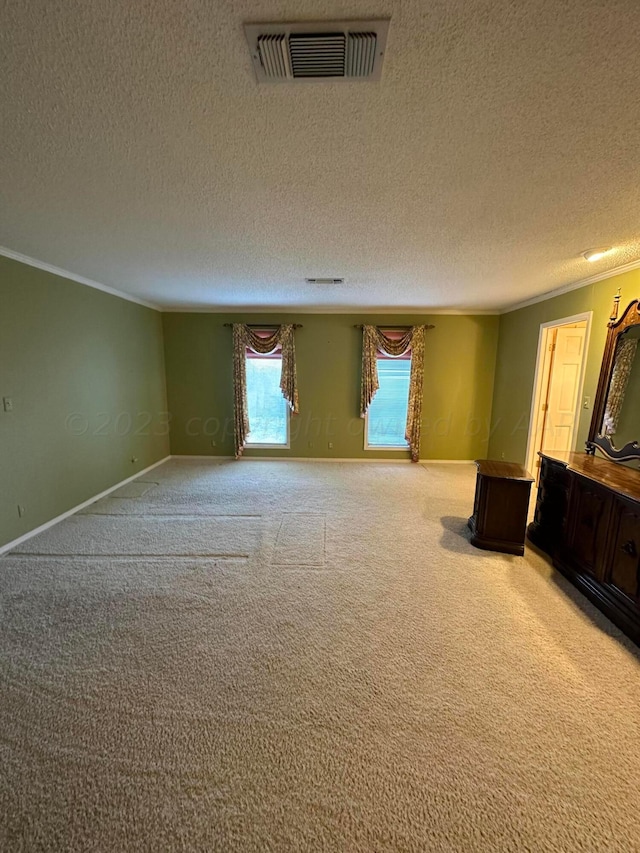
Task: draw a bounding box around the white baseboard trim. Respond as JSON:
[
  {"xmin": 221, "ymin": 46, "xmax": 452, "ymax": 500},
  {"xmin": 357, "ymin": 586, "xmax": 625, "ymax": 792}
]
[
  {"xmin": 0, "ymin": 456, "xmax": 171, "ymax": 557},
  {"xmin": 169, "ymin": 455, "xmax": 235, "ymax": 460},
  {"xmin": 170, "ymin": 454, "xmax": 474, "ymax": 464},
  {"xmin": 0, "ymin": 454, "xmax": 475, "ymax": 555},
  {"xmin": 420, "ymin": 459, "xmax": 475, "ymax": 464},
  {"xmin": 171, "ymin": 454, "xmax": 408, "ymax": 463},
  {"xmin": 239, "ymin": 457, "xmax": 416, "ymax": 463}
]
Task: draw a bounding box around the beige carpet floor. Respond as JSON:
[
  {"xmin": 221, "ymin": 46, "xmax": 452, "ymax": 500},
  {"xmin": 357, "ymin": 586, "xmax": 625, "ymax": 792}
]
[{"xmin": 1, "ymin": 459, "xmax": 639, "ymax": 852}]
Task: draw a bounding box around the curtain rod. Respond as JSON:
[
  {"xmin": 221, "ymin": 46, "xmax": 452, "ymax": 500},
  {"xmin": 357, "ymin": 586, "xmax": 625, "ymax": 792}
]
[
  {"xmin": 353, "ymin": 324, "xmax": 435, "ymax": 329},
  {"xmin": 223, "ymin": 323, "xmax": 303, "ymax": 329}
]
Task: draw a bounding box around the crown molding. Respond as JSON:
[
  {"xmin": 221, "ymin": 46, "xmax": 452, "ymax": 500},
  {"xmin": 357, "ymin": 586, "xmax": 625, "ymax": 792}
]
[
  {"xmin": 501, "ymin": 256, "xmax": 640, "ymax": 314},
  {"xmin": 7, "ymin": 242, "xmax": 638, "ymax": 318},
  {"xmin": 161, "ymin": 305, "xmax": 500, "ymax": 315},
  {"xmin": 0, "ymin": 246, "xmax": 161, "ymax": 311}
]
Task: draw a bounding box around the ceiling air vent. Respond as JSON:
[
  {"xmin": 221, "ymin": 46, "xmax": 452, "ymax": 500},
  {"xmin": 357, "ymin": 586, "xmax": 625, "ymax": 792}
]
[
  {"xmin": 305, "ymin": 278, "xmax": 344, "ymax": 285},
  {"xmin": 256, "ymin": 35, "xmax": 292, "ymax": 79},
  {"xmin": 289, "ymin": 33, "xmax": 346, "ymax": 78},
  {"xmin": 245, "ymin": 20, "xmax": 389, "ymax": 83}
]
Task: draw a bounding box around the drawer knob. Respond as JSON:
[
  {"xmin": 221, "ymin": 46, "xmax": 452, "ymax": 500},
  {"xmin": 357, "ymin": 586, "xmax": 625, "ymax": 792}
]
[{"xmin": 621, "ymin": 539, "xmax": 637, "ymax": 558}]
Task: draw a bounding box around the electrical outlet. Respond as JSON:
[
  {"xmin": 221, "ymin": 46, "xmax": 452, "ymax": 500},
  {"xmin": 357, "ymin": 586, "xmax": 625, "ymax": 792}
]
[
  {"xmin": 131, "ymin": 456, "xmax": 138, "ymax": 464},
  {"xmin": 308, "ymin": 441, "xmax": 313, "ymax": 448},
  {"xmin": 211, "ymin": 439, "xmax": 216, "ymax": 447},
  {"xmin": 328, "ymin": 442, "xmax": 334, "ymax": 449},
  {"xmin": 501, "ymin": 452, "xmax": 505, "ymax": 460},
  {"xmin": 17, "ymin": 505, "xmax": 25, "ymax": 518},
  {"xmin": 3, "ymin": 397, "xmax": 13, "ymax": 412}
]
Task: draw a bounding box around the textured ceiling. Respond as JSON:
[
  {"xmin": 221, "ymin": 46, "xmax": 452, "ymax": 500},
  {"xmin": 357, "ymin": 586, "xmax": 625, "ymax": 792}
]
[{"xmin": 2, "ymin": 0, "xmax": 640, "ymax": 312}]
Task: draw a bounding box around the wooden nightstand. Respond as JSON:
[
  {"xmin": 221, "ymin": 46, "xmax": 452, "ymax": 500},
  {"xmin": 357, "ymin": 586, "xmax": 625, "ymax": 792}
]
[{"xmin": 468, "ymin": 460, "xmax": 534, "ymax": 556}]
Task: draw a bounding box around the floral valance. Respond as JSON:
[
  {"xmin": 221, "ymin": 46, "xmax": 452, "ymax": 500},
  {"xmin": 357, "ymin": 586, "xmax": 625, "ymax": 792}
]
[
  {"xmin": 360, "ymin": 325, "xmax": 427, "ymax": 462},
  {"xmin": 232, "ymin": 324, "xmax": 299, "ymax": 458}
]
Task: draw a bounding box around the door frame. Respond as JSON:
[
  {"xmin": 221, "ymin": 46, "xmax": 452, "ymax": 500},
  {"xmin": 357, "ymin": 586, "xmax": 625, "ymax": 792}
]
[{"xmin": 525, "ymin": 312, "xmax": 593, "ymax": 476}]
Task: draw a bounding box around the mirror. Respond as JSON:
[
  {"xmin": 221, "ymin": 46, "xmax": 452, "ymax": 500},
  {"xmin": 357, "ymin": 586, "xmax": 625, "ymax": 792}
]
[
  {"xmin": 601, "ymin": 325, "xmax": 640, "ymax": 450},
  {"xmin": 587, "ymin": 294, "xmax": 640, "ymax": 462}
]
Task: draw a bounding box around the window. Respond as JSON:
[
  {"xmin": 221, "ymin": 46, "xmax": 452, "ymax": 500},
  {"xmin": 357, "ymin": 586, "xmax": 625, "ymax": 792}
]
[
  {"xmin": 245, "ymin": 350, "xmax": 289, "ymax": 447},
  {"xmin": 365, "ymin": 356, "xmax": 411, "ymax": 449}
]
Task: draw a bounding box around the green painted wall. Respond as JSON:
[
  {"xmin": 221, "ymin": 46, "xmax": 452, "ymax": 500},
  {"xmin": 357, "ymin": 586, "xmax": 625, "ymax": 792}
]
[
  {"xmin": 488, "ymin": 268, "xmax": 640, "ymax": 464},
  {"xmin": 6, "ymin": 245, "xmax": 637, "ymax": 548},
  {"xmin": 0, "ymin": 256, "xmax": 169, "ymax": 548},
  {"xmin": 163, "ymin": 313, "xmax": 499, "ymax": 461}
]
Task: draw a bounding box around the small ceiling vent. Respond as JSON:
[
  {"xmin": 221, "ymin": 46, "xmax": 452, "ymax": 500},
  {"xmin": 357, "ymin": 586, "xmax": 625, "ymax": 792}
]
[
  {"xmin": 305, "ymin": 277, "xmax": 344, "ymax": 285},
  {"xmin": 245, "ymin": 20, "xmax": 389, "ymax": 83}
]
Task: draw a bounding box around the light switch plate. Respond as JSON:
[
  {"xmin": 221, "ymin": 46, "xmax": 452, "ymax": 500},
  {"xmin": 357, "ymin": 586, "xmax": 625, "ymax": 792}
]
[{"xmin": 3, "ymin": 397, "xmax": 13, "ymax": 412}]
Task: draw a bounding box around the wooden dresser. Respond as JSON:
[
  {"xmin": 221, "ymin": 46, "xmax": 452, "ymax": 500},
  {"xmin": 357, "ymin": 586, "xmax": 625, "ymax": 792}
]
[{"xmin": 528, "ymin": 451, "xmax": 640, "ymax": 644}]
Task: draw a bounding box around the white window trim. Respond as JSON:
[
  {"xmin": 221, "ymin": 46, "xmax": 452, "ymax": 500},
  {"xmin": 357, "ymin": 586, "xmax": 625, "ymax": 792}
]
[
  {"xmin": 364, "ymin": 408, "xmax": 410, "ymax": 451},
  {"xmin": 363, "ymin": 409, "xmax": 410, "ymax": 451},
  {"xmin": 364, "ymin": 351, "xmax": 411, "ymax": 451},
  {"xmin": 244, "ymin": 346, "xmax": 291, "ymax": 449},
  {"xmin": 245, "ymin": 404, "xmax": 291, "ymax": 449}
]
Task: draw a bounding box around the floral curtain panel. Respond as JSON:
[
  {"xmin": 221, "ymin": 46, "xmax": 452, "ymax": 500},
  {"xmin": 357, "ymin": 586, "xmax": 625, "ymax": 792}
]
[
  {"xmin": 360, "ymin": 325, "xmax": 426, "ymax": 462},
  {"xmin": 602, "ymin": 335, "xmax": 638, "ymax": 437},
  {"xmin": 232, "ymin": 324, "xmax": 299, "ymax": 458}
]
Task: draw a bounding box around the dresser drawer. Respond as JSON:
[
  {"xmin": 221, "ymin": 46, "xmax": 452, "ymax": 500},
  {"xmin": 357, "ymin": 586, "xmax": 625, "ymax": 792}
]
[
  {"xmin": 605, "ymin": 497, "xmax": 640, "ymax": 606},
  {"xmin": 564, "ymin": 475, "xmax": 613, "ymax": 580},
  {"xmin": 540, "ymin": 456, "xmax": 571, "ymax": 488},
  {"xmin": 528, "ymin": 455, "xmax": 570, "ymax": 555}
]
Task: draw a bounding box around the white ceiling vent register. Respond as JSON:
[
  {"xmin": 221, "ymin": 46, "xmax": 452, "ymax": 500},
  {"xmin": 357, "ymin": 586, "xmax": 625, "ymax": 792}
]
[{"xmin": 245, "ymin": 20, "xmax": 390, "ymax": 83}]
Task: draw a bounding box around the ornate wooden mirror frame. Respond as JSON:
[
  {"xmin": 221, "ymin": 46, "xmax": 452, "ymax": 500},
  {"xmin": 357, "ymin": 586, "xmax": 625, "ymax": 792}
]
[{"xmin": 586, "ymin": 291, "xmax": 640, "ymax": 462}]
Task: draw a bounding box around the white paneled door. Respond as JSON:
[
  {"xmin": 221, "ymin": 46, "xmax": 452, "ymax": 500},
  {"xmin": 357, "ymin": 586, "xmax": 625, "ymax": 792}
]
[{"xmin": 541, "ymin": 325, "xmax": 587, "ymax": 455}]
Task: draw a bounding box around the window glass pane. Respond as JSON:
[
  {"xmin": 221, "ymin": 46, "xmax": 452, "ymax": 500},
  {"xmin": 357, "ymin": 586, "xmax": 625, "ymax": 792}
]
[
  {"xmin": 246, "ymin": 357, "xmax": 288, "ymax": 445},
  {"xmin": 367, "ymin": 358, "xmax": 410, "ymax": 447}
]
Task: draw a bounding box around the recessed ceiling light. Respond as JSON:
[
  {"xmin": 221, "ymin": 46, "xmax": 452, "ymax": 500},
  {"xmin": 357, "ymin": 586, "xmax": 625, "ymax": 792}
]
[{"xmin": 582, "ymin": 247, "xmax": 614, "ymax": 262}]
